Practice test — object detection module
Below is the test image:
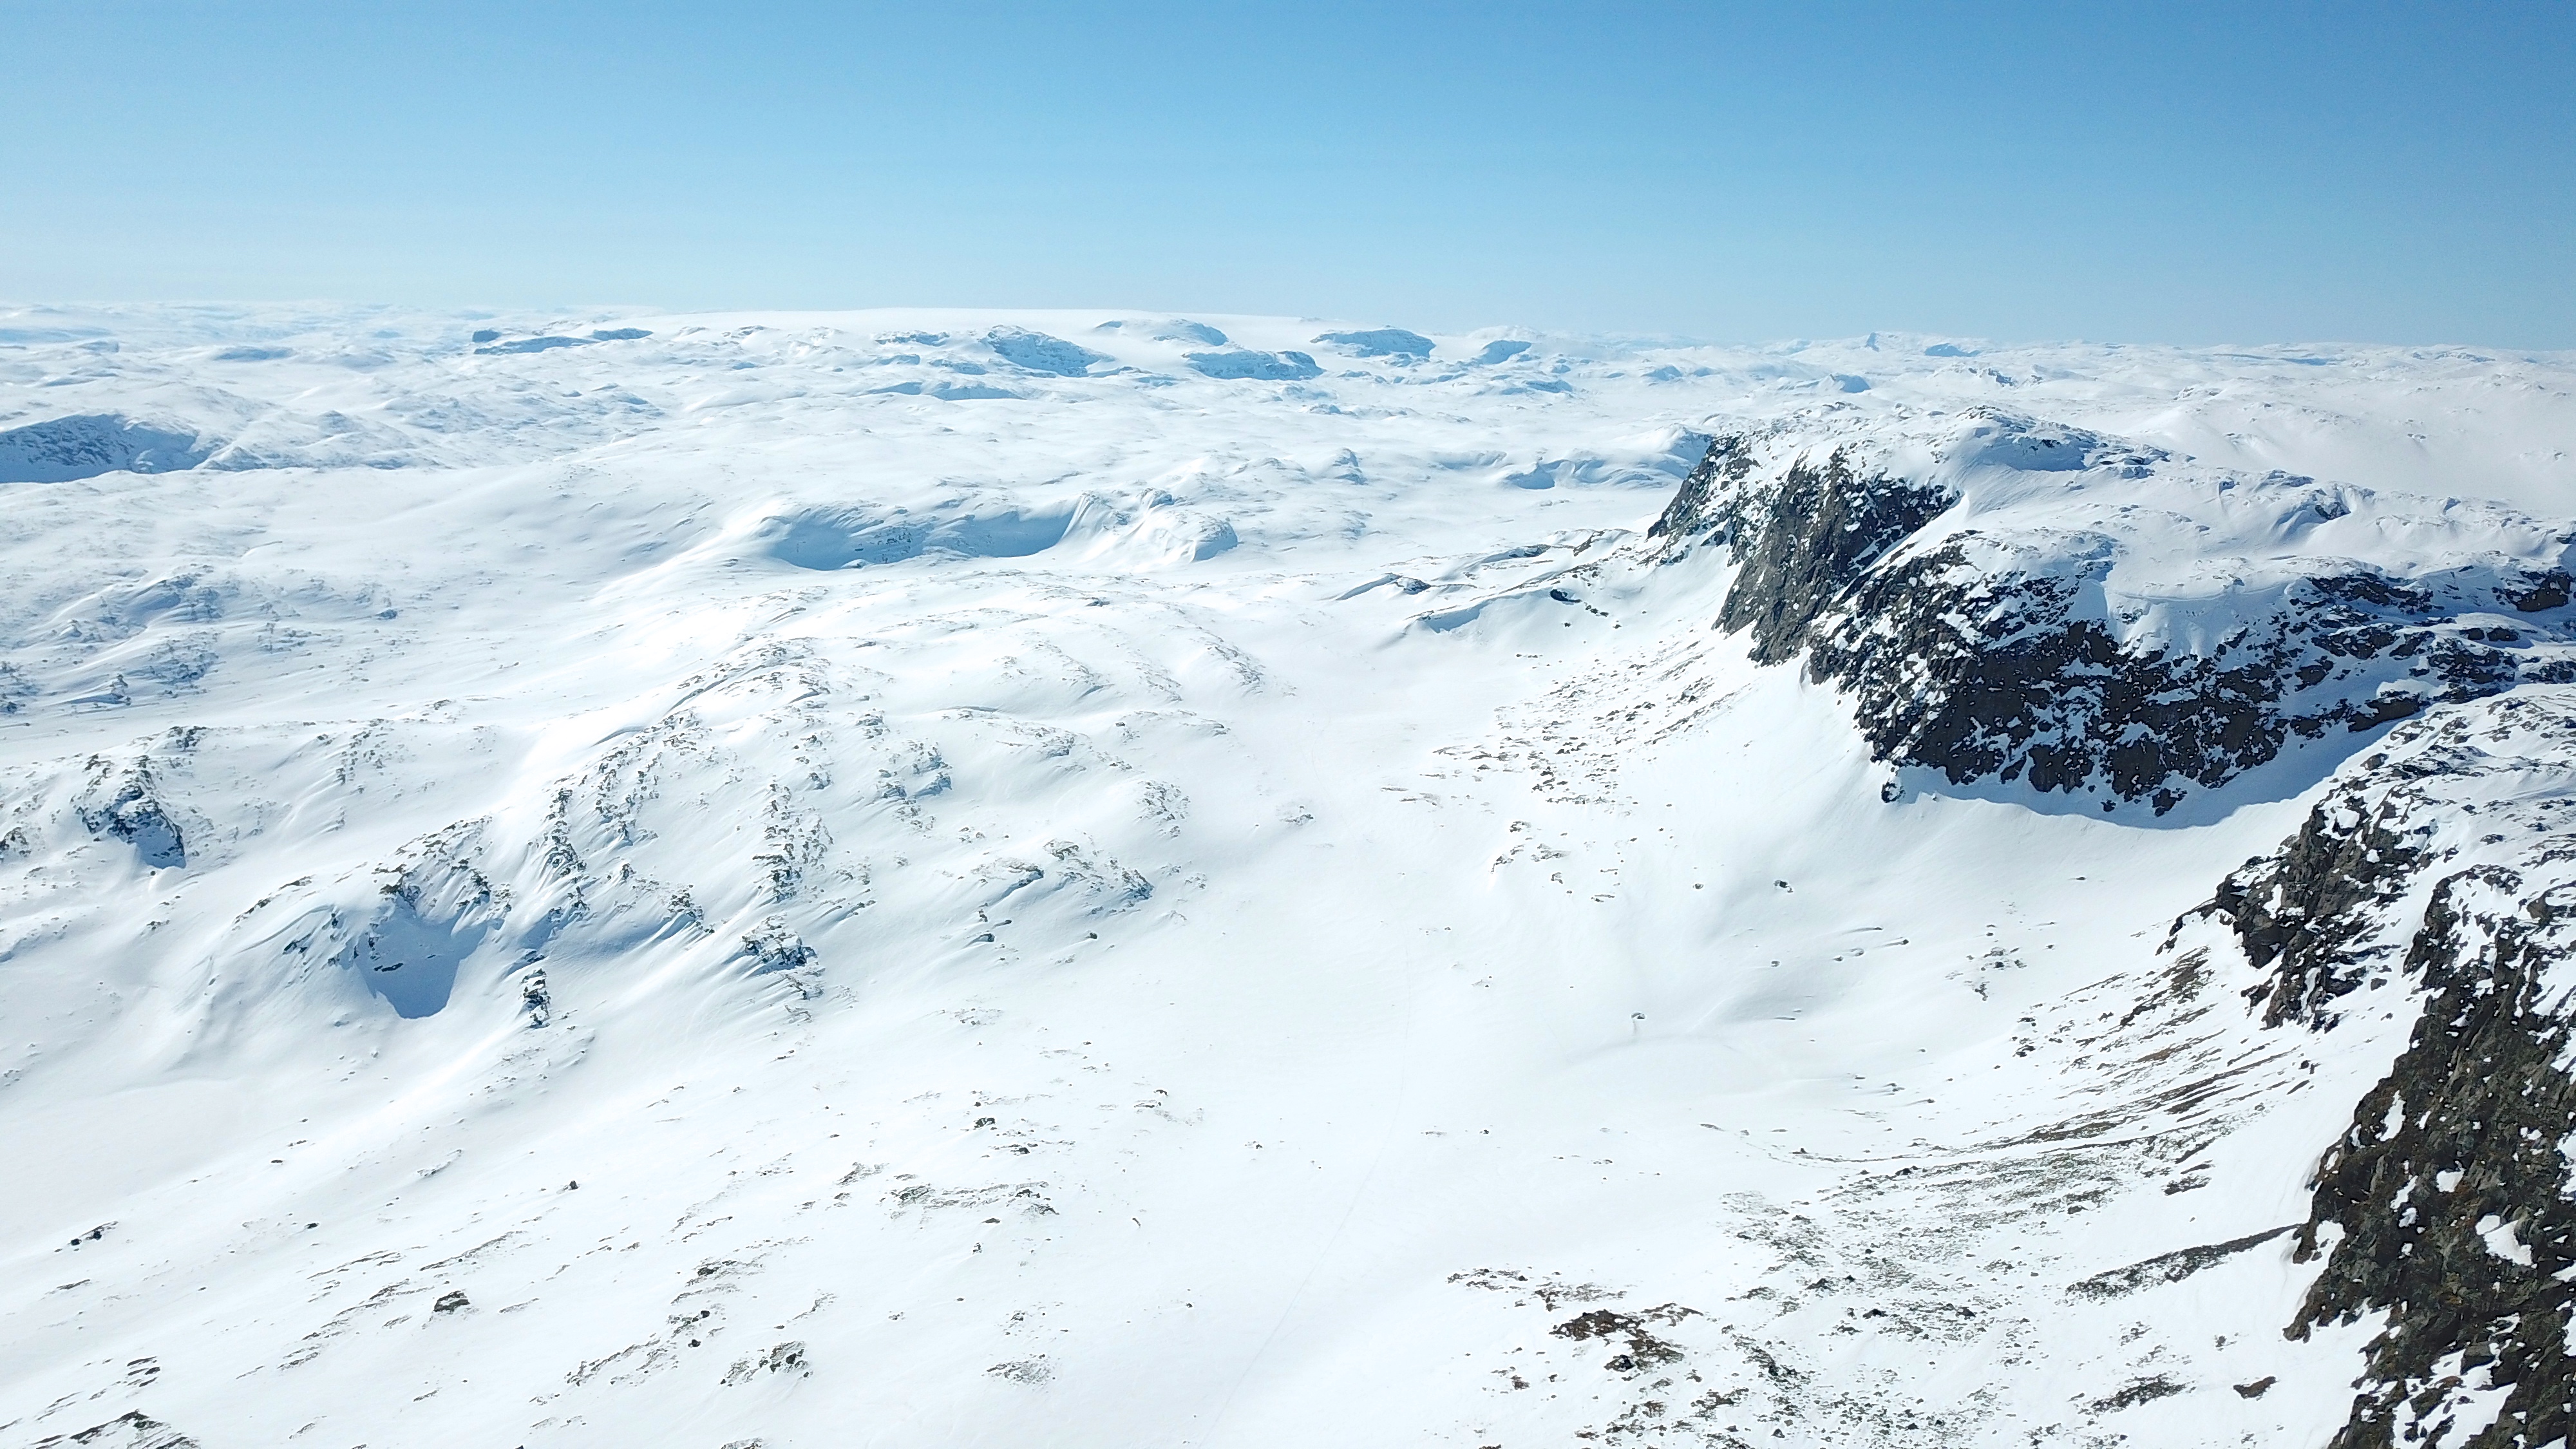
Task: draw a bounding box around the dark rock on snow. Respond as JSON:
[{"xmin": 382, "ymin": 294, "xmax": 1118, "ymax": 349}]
[
  {"xmin": 1661, "ymin": 419, "xmax": 2576, "ymax": 1447},
  {"xmin": 2186, "ymin": 694, "xmax": 2576, "ymax": 1449},
  {"xmin": 1654, "ymin": 426, "xmax": 2576, "ymax": 815}
]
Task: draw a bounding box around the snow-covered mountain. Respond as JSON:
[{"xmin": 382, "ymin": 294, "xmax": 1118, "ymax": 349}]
[{"xmin": 2, "ymin": 305, "xmax": 2573, "ymax": 1449}]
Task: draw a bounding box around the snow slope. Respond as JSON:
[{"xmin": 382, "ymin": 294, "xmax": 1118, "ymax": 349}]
[{"xmin": 1, "ymin": 305, "xmax": 2573, "ymax": 1449}]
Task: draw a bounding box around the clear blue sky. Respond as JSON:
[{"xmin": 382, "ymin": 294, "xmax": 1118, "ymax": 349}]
[{"xmin": 3, "ymin": 1, "xmax": 2570, "ymax": 345}]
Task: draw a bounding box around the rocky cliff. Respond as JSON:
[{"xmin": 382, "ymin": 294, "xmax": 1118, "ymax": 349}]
[
  {"xmin": 1654, "ymin": 414, "xmax": 2576, "ymax": 814},
  {"xmin": 2197, "ymin": 694, "xmax": 2576, "ymax": 1448},
  {"xmin": 1646, "ymin": 415, "xmax": 2576, "ymax": 1446}
]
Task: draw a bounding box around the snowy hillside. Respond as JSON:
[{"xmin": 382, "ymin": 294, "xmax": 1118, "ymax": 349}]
[{"xmin": 2, "ymin": 305, "xmax": 2573, "ymax": 1449}]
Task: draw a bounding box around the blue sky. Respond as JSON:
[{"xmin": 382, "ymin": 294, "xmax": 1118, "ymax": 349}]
[{"xmin": 3, "ymin": 1, "xmax": 2570, "ymax": 344}]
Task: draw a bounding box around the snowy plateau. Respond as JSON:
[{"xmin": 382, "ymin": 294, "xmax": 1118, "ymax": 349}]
[{"xmin": 1, "ymin": 305, "xmax": 2574, "ymax": 1449}]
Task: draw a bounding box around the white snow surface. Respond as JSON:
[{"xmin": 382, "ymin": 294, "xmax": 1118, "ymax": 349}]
[{"xmin": 1, "ymin": 304, "xmax": 2573, "ymax": 1448}]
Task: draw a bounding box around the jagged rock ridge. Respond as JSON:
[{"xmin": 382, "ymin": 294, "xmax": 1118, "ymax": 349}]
[
  {"xmin": 2188, "ymin": 694, "xmax": 2576, "ymax": 1449},
  {"xmin": 1653, "ymin": 415, "xmax": 2576, "ymax": 813}
]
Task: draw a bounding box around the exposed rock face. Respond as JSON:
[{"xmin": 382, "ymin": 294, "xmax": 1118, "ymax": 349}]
[
  {"xmin": 2295, "ymin": 869, "xmax": 2576, "ymax": 1449},
  {"xmin": 2213, "ymin": 768, "xmax": 2436, "ymax": 1028},
  {"xmin": 2189, "ymin": 692, "xmax": 2576, "ymax": 1448},
  {"xmin": 1695, "ymin": 444, "xmax": 1954, "ymax": 664},
  {"xmin": 1658, "ymin": 418, "xmax": 2576, "ymax": 1444},
  {"xmin": 77, "ymin": 757, "xmax": 187, "ymax": 869},
  {"xmin": 28, "ymin": 1408, "xmax": 200, "ymax": 1449},
  {"xmin": 1654, "ymin": 417, "xmax": 2576, "ymax": 814}
]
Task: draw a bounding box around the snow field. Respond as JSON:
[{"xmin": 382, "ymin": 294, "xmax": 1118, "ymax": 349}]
[{"xmin": 0, "ymin": 306, "xmax": 2570, "ymax": 1446}]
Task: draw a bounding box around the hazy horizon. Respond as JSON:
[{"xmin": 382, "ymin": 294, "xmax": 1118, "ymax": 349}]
[{"xmin": 3, "ymin": 1, "xmax": 2570, "ymax": 346}]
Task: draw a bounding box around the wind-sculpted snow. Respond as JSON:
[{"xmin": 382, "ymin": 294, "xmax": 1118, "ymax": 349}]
[
  {"xmin": 0, "ymin": 413, "xmax": 208, "ymax": 482},
  {"xmin": 1184, "ymin": 348, "xmax": 1323, "ymax": 381},
  {"xmin": 3, "ymin": 303, "xmax": 2576, "ymax": 1448},
  {"xmin": 762, "ymin": 501, "xmax": 1079, "ymax": 569},
  {"xmin": 979, "ymin": 327, "xmax": 1111, "ymax": 377},
  {"xmin": 1311, "ymin": 327, "xmax": 1435, "ymax": 359}
]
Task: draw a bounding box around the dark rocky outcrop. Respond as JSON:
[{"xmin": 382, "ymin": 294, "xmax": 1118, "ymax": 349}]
[
  {"xmin": 1654, "ymin": 422, "xmax": 2576, "ymax": 814},
  {"xmin": 77, "ymin": 757, "xmax": 186, "ymax": 869},
  {"xmin": 1643, "ymin": 431, "xmax": 1757, "ymax": 550},
  {"xmin": 1695, "ymin": 444, "xmax": 1955, "ymax": 665},
  {"xmin": 2064, "ymin": 1224, "xmax": 2300, "ymax": 1300},
  {"xmin": 2189, "ymin": 693, "xmax": 2576, "ymax": 1447},
  {"xmin": 28, "ymin": 1409, "xmax": 199, "ymax": 1449},
  {"xmin": 2214, "ymin": 784, "xmax": 2434, "ymax": 1028},
  {"xmin": 2286, "ymin": 864, "xmax": 2576, "ymax": 1449},
  {"xmin": 1812, "ymin": 557, "xmax": 2552, "ymax": 812}
]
